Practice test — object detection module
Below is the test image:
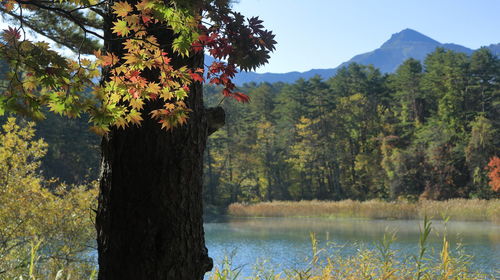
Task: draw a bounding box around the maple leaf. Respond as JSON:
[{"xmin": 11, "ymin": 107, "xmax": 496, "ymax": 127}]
[
  {"xmin": 23, "ymin": 75, "xmax": 38, "ymax": 91},
  {"xmin": 123, "ymin": 53, "xmax": 141, "ymax": 66},
  {"xmin": 90, "ymin": 125, "xmax": 110, "ymax": 136},
  {"xmin": 210, "ymin": 77, "xmax": 221, "ymax": 85},
  {"xmin": 112, "ymin": 20, "xmax": 130, "ymax": 36},
  {"xmin": 125, "ymin": 15, "xmax": 141, "ymax": 32},
  {"xmin": 0, "ymin": 0, "xmax": 275, "ymax": 133},
  {"xmin": 3, "ymin": 0, "xmax": 15, "ymax": 11},
  {"xmin": 48, "ymin": 102, "xmax": 66, "ymax": 115},
  {"xmin": 112, "ymin": 2, "xmax": 133, "ymax": 18},
  {"xmin": 114, "ymin": 117, "xmax": 128, "ymax": 129},
  {"xmin": 232, "ymin": 92, "xmax": 250, "ymax": 103},
  {"xmin": 160, "ymin": 89, "xmax": 174, "ymax": 100},
  {"xmin": 142, "ymin": 15, "xmax": 152, "ymax": 24},
  {"xmin": 130, "ymin": 98, "xmax": 144, "ymax": 110},
  {"xmin": 2, "ymin": 26, "xmax": 21, "ymax": 42},
  {"xmin": 149, "ymin": 109, "xmax": 165, "ymax": 120},
  {"xmin": 146, "ymin": 82, "xmax": 161, "ymax": 95},
  {"xmin": 165, "ymin": 103, "xmax": 175, "ymax": 110},
  {"xmin": 191, "ymin": 42, "xmax": 204, "ymax": 53},
  {"xmin": 177, "ymin": 113, "xmax": 188, "ymax": 125},
  {"xmin": 160, "ymin": 119, "xmax": 172, "ymax": 130},
  {"xmin": 128, "ymin": 88, "xmax": 140, "ymax": 99},
  {"xmin": 136, "ymin": 0, "xmax": 155, "ymax": 11},
  {"xmin": 126, "ymin": 110, "xmax": 143, "ymax": 125},
  {"xmin": 189, "ymin": 72, "xmax": 204, "ymax": 83}
]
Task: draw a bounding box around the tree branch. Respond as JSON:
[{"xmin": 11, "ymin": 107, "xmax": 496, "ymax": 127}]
[
  {"xmin": 0, "ymin": 7, "xmax": 99, "ymax": 53},
  {"xmin": 14, "ymin": 0, "xmax": 104, "ymax": 40},
  {"xmin": 206, "ymin": 106, "xmax": 225, "ymax": 135}
]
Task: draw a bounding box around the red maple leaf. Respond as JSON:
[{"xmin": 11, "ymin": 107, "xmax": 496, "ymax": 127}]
[
  {"xmin": 189, "ymin": 72, "xmax": 204, "ymax": 83},
  {"xmin": 232, "ymin": 92, "xmax": 250, "ymax": 103}
]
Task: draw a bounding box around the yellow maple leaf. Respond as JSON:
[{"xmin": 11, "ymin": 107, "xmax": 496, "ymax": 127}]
[
  {"xmin": 165, "ymin": 103, "xmax": 175, "ymax": 110},
  {"xmin": 129, "ymin": 98, "xmax": 144, "ymax": 110},
  {"xmin": 90, "ymin": 126, "xmax": 110, "ymax": 136},
  {"xmin": 147, "ymin": 82, "xmax": 161, "ymax": 95},
  {"xmin": 126, "ymin": 110, "xmax": 143, "ymax": 125},
  {"xmin": 123, "ymin": 53, "xmax": 140, "ymax": 65},
  {"xmin": 112, "ymin": 2, "xmax": 133, "ymax": 18},
  {"xmin": 125, "ymin": 15, "xmax": 141, "ymax": 32},
  {"xmin": 114, "ymin": 117, "xmax": 128, "ymax": 129},
  {"xmin": 112, "ymin": 20, "xmax": 130, "ymax": 37},
  {"xmin": 160, "ymin": 89, "xmax": 174, "ymax": 100},
  {"xmin": 160, "ymin": 120, "xmax": 173, "ymax": 130}
]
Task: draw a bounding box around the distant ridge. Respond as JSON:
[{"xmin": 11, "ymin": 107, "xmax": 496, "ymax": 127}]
[
  {"xmin": 228, "ymin": 28, "xmax": 497, "ymax": 85},
  {"xmin": 338, "ymin": 28, "xmax": 474, "ymax": 73}
]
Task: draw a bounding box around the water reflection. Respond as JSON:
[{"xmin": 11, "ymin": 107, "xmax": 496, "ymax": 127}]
[{"xmin": 204, "ymin": 217, "xmax": 500, "ymax": 277}]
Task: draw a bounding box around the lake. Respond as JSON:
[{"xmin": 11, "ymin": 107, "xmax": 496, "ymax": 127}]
[{"xmin": 204, "ymin": 217, "xmax": 500, "ymax": 278}]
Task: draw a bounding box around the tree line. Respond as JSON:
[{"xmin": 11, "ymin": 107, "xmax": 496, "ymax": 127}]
[
  {"xmin": 203, "ymin": 47, "xmax": 500, "ymax": 206},
  {"xmin": 2, "ymin": 47, "xmax": 498, "ymax": 205}
]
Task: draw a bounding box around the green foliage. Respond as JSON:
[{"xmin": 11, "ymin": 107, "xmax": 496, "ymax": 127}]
[
  {"xmin": 0, "ymin": 118, "xmax": 97, "ymax": 279},
  {"xmin": 465, "ymin": 116, "xmax": 497, "ymax": 197},
  {"xmin": 204, "ymin": 48, "xmax": 500, "ymax": 206}
]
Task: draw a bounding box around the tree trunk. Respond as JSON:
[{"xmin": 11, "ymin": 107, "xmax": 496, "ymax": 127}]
[
  {"xmin": 95, "ymin": 3, "xmax": 214, "ymax": 279},
  {"xmin": 95, "ymin": 65, "xmax": 213, "ymax": 280}
]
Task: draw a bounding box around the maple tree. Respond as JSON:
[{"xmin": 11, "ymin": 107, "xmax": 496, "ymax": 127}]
[
  {"xmin": 487, "ymin": 156, "xmax": 500, "ymax": 192},
  {"xmin": 0, "ymin": 0, "xmax": 274, "ymax": 132},
  {"xmin": 0, "ymin": 0, "xmax": 275, "ymax": 279}
]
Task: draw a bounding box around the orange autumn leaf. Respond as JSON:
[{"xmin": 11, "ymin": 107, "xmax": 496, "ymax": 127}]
[{"xmin": 486, "ymin": 156, "xmax": 500, "ymax": 192}]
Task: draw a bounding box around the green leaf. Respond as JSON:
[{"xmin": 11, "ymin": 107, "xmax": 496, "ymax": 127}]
[
  {"xmin": 112, "ymin": 20, "xmax": 130, "ymax": 36},
  {"xmin": 48, "ymin": 102, "xmax": 66, "ymax": 115}
]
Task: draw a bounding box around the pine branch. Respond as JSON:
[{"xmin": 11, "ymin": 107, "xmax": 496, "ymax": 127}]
[
  {"xmin": 14, "ymin": 0, "xmax": 105, "ymax": 39},
  {"xmin": 0, "ymin": 7, "xmax": 100, "ymax": 54}
]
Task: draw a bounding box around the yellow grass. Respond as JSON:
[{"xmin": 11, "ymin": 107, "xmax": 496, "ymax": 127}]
[
  {"xmin": 227, "ymin": 199, "xmax": 500, "ymax": 223},
  {"xmin": 207, "ymin": 221, "xmax": 495, "ymax": 280}
]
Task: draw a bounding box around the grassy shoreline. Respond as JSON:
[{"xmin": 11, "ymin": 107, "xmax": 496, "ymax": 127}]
[
  {"xmin": 227, "ymin": 199, "xmax": 500, "ymax": 223},
  {"xmin": 207, "ymin": 218, "xmax": 496, "ymax": 280}
]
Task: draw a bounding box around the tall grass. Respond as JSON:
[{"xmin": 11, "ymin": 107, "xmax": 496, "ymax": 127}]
[
  {"xmin": 207, "ymin": 218, "xmax": 496, "ymax": 280},
  {"xmin": 227, "ymin": 199, "xmax": 500, "ymax": 223}
]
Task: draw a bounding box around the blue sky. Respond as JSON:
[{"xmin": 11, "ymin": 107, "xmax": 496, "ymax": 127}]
[{"xmin": 234, "ymin": 0, "xmax": 500, "ymax": 73}]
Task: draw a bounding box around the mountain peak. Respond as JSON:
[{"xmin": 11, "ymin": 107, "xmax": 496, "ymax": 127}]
[
  {"xmin": 381, "ymin": 28, "xmax": 439, "ymax": 48},
  {"xmin": 232, "ymin": 29, "xmax": 494, "ymax": 85}
]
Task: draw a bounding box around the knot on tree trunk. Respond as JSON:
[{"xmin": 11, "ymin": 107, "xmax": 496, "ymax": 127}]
[{"xmin": 206, "ymin": 107, "xmax": 225, "ymax": 136}]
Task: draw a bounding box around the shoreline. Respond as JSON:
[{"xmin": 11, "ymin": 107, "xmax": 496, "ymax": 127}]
[{"xmin": 225, "ymin": 199, "xmax": 500, "ymax": 223}]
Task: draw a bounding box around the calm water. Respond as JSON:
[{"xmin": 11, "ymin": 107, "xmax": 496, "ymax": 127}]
[{"xmin": 204, "ymin": 217, "xmax": 500, "ymax": 278}]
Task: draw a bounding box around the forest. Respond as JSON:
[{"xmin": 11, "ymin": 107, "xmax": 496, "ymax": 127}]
[
  {"xmin": 19, "ymin": 47, "xmax": 500, "ymax": 207},
  {"xmin": 203, "ymin": 47, "xmax": 500, "ymax": 206},
  {"xmin": 1, "ymin": 35, "xmax": 499, "ymax": 280}
]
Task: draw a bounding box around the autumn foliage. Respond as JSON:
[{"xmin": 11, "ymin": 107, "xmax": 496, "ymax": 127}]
[
  {"xmin": 0, "ymin": 118, "xmax": 97, "ymax": 278},
  {"xmin": 0, "ymin": 0, "xmax": 275, "ymax": 134},
  {"xmin": 487, "ymin": 156, "xmax": 500, "ymax": 192}
]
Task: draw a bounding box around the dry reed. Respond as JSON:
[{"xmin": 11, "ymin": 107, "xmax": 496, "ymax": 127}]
[{"xmin": 227, "ymin": 199, "xmax": 500, "ymax": 223}]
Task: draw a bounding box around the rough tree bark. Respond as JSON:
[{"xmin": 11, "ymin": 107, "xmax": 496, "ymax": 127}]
[{"xmin": 95, "ymin": 2, "xmax": 222, "ymax": 279}]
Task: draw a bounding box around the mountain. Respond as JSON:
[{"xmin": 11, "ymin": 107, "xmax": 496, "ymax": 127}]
[
  {"xmin": 486, "ymin": 43, "xmax": 500, "ymax": 56},
  {"xmin": 203, "ymin": 55, "xmax": 337, "ymax": 84},
  {"xmin": 229, "ymin": 28, "xmax": 497, "ymax": 85},
  {"xmin": 336, "ymin": 29, "xmax": 474, "ymax": 73}
]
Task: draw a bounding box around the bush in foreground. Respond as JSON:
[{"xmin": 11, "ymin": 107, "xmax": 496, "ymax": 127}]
[
  {"xmin": 207, "ymin": 218, "xmax": 494, "ymax": 280},
  {"xmin": 0, "ymin": 118, "xmax": 97, "ymax": 279}
]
